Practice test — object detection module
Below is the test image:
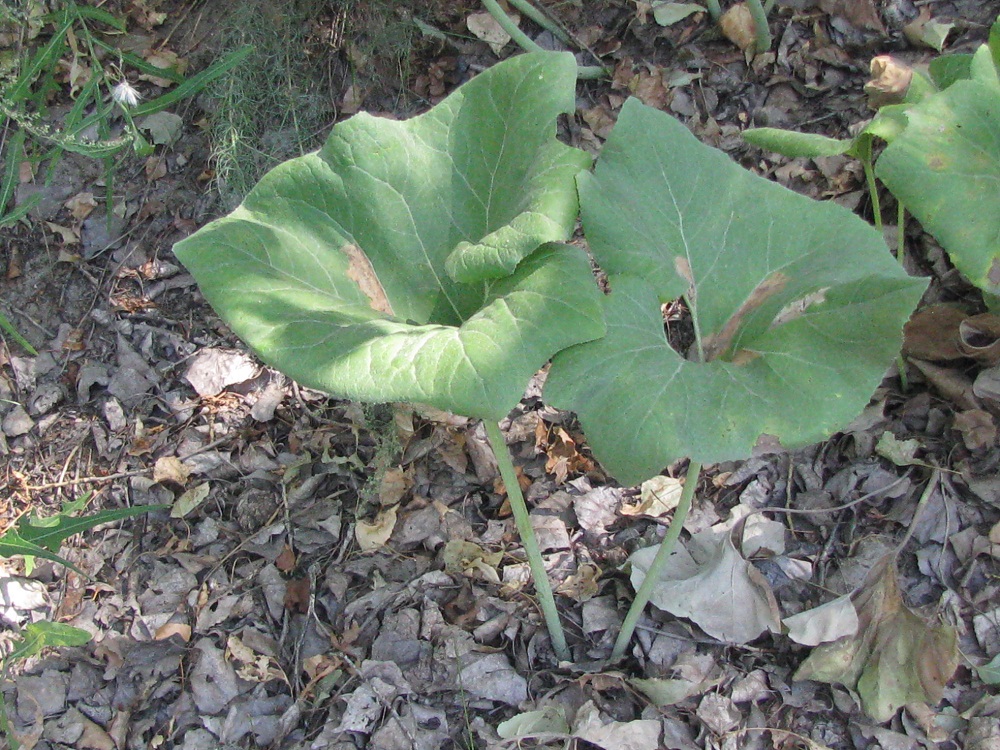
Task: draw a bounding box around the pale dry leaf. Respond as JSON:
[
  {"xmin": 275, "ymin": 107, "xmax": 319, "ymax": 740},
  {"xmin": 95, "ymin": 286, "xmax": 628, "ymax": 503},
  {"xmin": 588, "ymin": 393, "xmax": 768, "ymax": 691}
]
[
  {"xmin": 154, "ymin": 621, "xmax": 192, "ymax": 642},
  {"xmin": 45, "ymin": 222, "xmax": 80, "ymax": 244},
  {"xmin": 184, "ymin": 347, "xmax": 259, "ymax": 397},
  {"xmin": 355, "ymin": 504, "xmax": 398, "ymax": 551},
  {"xmin": 630, "ymin": 529, "xmax": 782, "ymax": 643},
  {"xmin": 630, "ymin": 674, "xmax": 719, "ymax": 707},
  {"xmin": 171, "ymin": 482, "xmax": 211, "ymax": 518},
  {"xmin": 555, "ymin": 562, "xmax": 601, "ymax": 602},
  {"xmin": 866, "ymin": 55, "xmax": 914, "ymax": 108},
  {"xmin": 784, "ymin": 593, "xmax": 859, "ymax": 646},
  {"xmin": 958, "ymin": 313, "xmax": 1000, "ymax": 366},
  {"xmin": 467, "ymin": 11, "xmax": 516, "ymax": 56},
  {"xmin": 153, "ymin": 455, "xmax": 191, "ymax": 485},
  {"xmin": 954, "ymin": 410, "xmax": 997, "ymax": 452},
  {"xmin": 378, "ymin": 467, "xmax": 411, "ymax": 505},
  {"xmin": 651, "ymin": 2, "xmax": 704, "ymax": 27},
  {"xmin": 572, "ymin": 700, "xmax": 662, "ymax": 750},
  {"xmin": 902, "ymin": 9, "xmax": 954, "ymax": 51},
  {"xmin": 875, "ymin": 431, "xmax": 921, "ymax": 467},
  {"xmin": 621, "ymin": 474, "xmax": 683, "ymax": 518},
  {"xmin": 64, "ymin": 191, "xmax": 97, "ymax": 220},
  {"xmin": 498, "ymin": 706, "xmax": 570, "ymax": 740},
  {"xmin": 696, "ymin": 693, "xmax": 740, "ymax": 735},
  {"xmin": 794, "ymin": 555, "xmax": 959, "ymax": 722}
]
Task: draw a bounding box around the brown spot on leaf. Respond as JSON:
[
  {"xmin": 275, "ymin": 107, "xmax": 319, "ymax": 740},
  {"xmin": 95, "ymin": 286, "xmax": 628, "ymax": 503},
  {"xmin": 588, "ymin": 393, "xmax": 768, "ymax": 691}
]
[
  {"xmin": 341, "ymin": 243, "xmax": 394, "ymax": 316},
  {"xmin": 674, "ymin": 256, "xmax": 696, "ymax": 306},
  {"xmin": 702, "ymin": 272, "xmax": 789, "ymax": 362}
]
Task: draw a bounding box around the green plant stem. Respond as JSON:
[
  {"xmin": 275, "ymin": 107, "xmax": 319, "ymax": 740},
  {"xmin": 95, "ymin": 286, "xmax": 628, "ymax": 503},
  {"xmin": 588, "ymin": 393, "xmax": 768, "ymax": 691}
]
[
  {"xmin": 746, "ymin": 0, "xmax": 772, "ymax": 53},
  {"xmin": 704, "ymin": 0, "xmax": 721, "ymax": 21},
  {"xmin": 611, "ymin": 459, "xmax": 700, "ymax": 662},
  {"xmin": 896, "ymin": 200, "xmax": 906, "ymax": 264},
  {"xmin": 763, "ymin": 0, "xmax": 776, "ymax": 13},
  {"xmin": 862, "ymin": 159, "xmax": 883, "ymax": 232},
  {"xmin": 507, "ymin": 0, "xmax": 570, "ymax": 44},
  {"xmin": 484, "ymin": 420, "xmax": 570, "ymax": 661},
  {"xmin": 480, "ymin": 0, "xmax": 606, "ymax": 79}
]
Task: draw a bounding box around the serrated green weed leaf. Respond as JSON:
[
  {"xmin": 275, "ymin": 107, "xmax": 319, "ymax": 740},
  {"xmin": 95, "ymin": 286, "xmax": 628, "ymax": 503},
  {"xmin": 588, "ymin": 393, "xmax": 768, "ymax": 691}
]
[
  {"xmin": 546, "ymin": 99, "xmax": 925, "ymax": 484},
  {"xmin": 175, "ymin": 52, "xmax": 603, "ymax": 420},
  {"xmin": 7, "ymin": 622, "xmax": 92, "ymax": 664}
]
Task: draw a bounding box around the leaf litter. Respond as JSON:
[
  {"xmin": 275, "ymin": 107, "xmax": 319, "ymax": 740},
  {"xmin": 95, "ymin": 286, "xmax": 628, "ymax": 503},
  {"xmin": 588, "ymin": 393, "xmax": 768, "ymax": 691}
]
[{"xmin": 1, "ymin": 0, "xmax": 999, "ymax": 748}]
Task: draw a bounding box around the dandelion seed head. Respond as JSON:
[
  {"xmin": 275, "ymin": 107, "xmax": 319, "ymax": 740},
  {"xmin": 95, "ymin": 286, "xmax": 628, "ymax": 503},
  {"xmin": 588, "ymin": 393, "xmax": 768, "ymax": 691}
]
[{"xmin": 112, "ymin": 80, "xmax": 141, "ymax": 108}]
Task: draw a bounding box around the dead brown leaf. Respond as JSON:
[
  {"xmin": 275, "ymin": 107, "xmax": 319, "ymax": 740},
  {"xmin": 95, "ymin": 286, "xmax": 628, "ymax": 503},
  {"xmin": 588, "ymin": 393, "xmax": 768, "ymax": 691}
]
[
  {"xmin": 953, "ymin": 410, "xmax": 997, "ymax": 452},
  {"xmin": 794, "ymin": 555, "xmax": 958, "ymax": 722},
  {"xmin": 819, "ymin": 0, "xmax": 885, "ymax": 33},
  {"xmin": 719, "ymin": 3, "xmax": 756, "ymax": 52},
  {"xmin": 903, "ymin": 305, "xmax": 968, "ymax": 361},
  {"xmin": 284, "ymin": 576, "xmax": 311, "ymax": 613}
]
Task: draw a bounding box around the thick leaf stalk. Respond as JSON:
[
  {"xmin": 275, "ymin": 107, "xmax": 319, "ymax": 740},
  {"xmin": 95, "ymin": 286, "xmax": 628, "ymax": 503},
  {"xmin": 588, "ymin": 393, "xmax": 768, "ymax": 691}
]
[
  {"xmin": 484, "ymin": 420, "xmax": 570, "ymax": 661},
  {"xmin": 611, "ymin": 460, "xmax": 700, "ymax": 662}
]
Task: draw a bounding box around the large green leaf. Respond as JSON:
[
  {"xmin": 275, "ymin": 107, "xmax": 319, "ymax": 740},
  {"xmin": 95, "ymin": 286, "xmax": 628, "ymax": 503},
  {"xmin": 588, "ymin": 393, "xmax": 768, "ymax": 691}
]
[
  {"xmin": 876, "ymin": 52, "xmax": 1000, "ymax": 295},
  {"xmin": 174, "ymin": 52, "xmax": 602, "ymax": 420},
  {"xmin": 546, "ymin": 99, "xmax": 925, "ymax": 485}
]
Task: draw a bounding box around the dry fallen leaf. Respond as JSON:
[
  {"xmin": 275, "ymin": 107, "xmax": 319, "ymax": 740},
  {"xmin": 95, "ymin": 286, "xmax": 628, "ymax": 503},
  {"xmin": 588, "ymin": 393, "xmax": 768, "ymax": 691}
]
[
  {"xmin": 630, "ymin": 525, "xmax": 782, "ymax": 643},
  {"xmin": 794, "ymin": 554, "xmax": 958, "ymax": 722},
  {"xmin": 958, "ymin": 313, "xmax": 1000, "ymax": 366},
  {"xmin": 64, "ymin": 191, "xmax": 97, "ymax": 220},
  {"xmin": 718, "ymin": 3, "xmax": 756, "ymax": 52},
  {"xmin": 153, "ymin": 455, "xmax": 191, "ymax": 486},
  {"xmin": 784, "ymin": 593, "xmax": 859, "ymax": 646},
  {"xmin": 902, "ymin": 9, "xmax": 954, "ymax": 51},
  {"xmin": 621, "ymin": 474, "xmax": 682, "ymax": 517},
  {"xmin": 467, "ymin": 10, "xmax": 515, "ymax": 56},
  {"xmin": 355, "ymin": 504, "xmax": 398, "ymax": 551}
]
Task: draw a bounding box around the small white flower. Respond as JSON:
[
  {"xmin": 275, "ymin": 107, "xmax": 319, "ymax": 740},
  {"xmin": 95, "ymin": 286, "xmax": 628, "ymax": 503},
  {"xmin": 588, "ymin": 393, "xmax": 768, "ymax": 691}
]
[{"xmin": 112, "ymin": 80, "xmax": 141, "ymax": 108}]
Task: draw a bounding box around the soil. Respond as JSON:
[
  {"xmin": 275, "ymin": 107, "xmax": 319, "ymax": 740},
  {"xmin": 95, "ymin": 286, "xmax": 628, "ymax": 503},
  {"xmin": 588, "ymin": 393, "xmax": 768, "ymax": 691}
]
[{"xmin": 2, "ymin": 1, "xmax": 1000, "ymax": 749}]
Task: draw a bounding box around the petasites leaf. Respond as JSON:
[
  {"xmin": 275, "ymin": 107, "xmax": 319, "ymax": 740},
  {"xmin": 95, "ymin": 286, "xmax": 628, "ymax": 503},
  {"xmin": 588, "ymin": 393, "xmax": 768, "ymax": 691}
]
[
  {"xmin": 876, "ymin": 58, "xmax": 1000, "ymax": 295},
  {"xmin": 546, "ymin": 98, "xmax": 925, "ymax": 484},
  {"xmin": 174, "ymin": 52, "xmax": 602, "ymax": 420}
]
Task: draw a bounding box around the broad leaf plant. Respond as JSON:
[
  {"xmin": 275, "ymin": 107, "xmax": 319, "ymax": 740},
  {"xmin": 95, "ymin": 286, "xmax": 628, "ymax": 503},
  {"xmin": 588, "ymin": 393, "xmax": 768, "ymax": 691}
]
[{"xmin": 175, "ymin": 52, "xmax": 925, "ymax": 667}]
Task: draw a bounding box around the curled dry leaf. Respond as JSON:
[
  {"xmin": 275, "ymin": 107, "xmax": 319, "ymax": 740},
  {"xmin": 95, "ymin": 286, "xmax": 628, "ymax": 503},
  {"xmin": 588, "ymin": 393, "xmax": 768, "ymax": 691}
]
[
  {"xmin": 866, "ymin": 56, "xmax": 914, "ymax": 108},
  {"xmin": 958, "ymin": 313, "xmax": 1000, "ymax": 366},
  {"xmin": 794, "ymin": 554, "xmax": 958, "ymax": 723}
]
